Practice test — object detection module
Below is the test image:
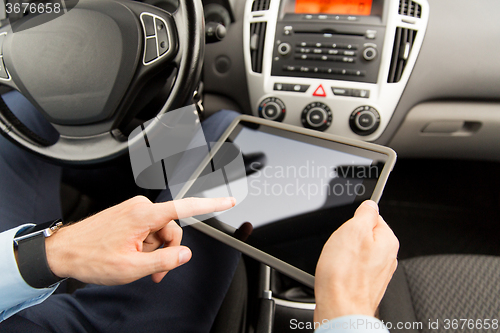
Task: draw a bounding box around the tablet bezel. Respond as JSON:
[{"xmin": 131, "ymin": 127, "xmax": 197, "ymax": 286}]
[{"xmin": 175, "ymin": 115, "xmax": 397, "ymax": 289}]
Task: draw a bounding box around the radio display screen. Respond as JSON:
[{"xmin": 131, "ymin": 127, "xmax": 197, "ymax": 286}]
[{"xmin": 293, "ymin": 0, "xmax": 373, "ymax": 16}]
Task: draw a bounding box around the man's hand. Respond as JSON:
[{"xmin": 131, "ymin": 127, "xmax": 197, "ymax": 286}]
[
  {"xmin": 45, "ymin": 196, "xmax": 235, "ymax": 285},
  {"xmin": 314, "ymin": 200, "xmax": 399, "ymax": 323}
]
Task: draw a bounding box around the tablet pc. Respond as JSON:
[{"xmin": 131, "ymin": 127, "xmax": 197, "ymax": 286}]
[{"xmin": 175, "ymin": 115, "xmax": 396, "ymax": 288}]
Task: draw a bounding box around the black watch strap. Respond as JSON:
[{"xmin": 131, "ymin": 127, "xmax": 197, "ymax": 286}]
[{"xmin": 17, "ymin": 232, "xmax": 63, "ymax": 289}]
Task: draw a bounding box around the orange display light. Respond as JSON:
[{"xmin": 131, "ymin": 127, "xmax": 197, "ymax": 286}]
[{"xmin": 294, "ymin": 0, "xmax": 373, "ymax": 16}]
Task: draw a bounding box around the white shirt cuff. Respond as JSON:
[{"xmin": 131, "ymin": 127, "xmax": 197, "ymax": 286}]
[{"xmin": 0, "ymin": 224, "xmax": 59, "ymax": 322}]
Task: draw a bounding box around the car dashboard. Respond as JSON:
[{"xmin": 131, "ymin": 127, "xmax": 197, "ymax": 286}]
[{"xmin": 202, "ymin": 0, "xmax": 500, "ymax": 162}]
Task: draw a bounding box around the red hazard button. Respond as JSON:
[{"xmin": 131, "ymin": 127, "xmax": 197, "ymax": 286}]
[{"xmin": 313, "ymin": 84, "xmax": 327, "ymax": 97}]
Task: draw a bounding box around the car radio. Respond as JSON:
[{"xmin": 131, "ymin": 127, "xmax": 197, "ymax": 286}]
[
  {"xmin": 244, "ymin": 0, "xmax": 429, "ymax": 141},
  {"xmin": 272, "ymin": 0, "xmax": 385, "ymax": 83}
]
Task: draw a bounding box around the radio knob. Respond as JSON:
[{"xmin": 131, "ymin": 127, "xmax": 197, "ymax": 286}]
[
  {"xmin": 278, "ymin": 42, "xmax": 292, "ymax": 56},
  {"xmin": 349, "ymin": 106, "xmax": 380, "ymax": 136},
  {"xmin": 258, "ymin": 97, "xmax": 286, "ymax": 122},
  {"xmin": 301, "ymin": 102, "xmax": 332, "ymax": 131},
  {"xmin": 363, "ymin": 46, "xmax": 377, "ymax": 61}
]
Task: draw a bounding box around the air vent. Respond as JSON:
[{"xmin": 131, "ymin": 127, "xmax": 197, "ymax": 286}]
[
  {"xmin": 387, "ymin": 27, "xmax": 417, "ymax": 83},
  {"xmin": 399, "ymin": 0, "xmax": 421, "ymax": 18},
  {"xmin": 252, "ymin": 0, "xmax": 271, "ymax": 11},
  {"xmin": 250, "ymin": 22, "xmax": 267, "ymax": 73}
]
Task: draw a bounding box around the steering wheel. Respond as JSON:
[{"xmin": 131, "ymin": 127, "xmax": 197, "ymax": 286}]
[{"xmin": 0, "ymin": 0, "xmax": 204, "ymax": 165}]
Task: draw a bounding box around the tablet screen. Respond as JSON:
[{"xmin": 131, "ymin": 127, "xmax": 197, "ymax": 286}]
[{"xmin": 183, "ymin": 120, "xmax": 390, "ymax": 276}]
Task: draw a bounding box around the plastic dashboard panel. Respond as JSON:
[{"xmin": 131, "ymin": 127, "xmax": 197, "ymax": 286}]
[
  {"xmin": 203, "ymin": 0, "xmax": 253, "ymax": 116},
  {"xmin": 204, "ymin": 0, "xmax": 500, "ymax": 160},
  {"xmin": 243, "ymin": 0, "xmax": 429, "ymax": 142},
  {"xmin": 388, "ymin": 102, "xmax": 500, "ymax": 161},
  {"xmin": 377, "ymin": 0, "xmax": 500, "ymax": 147}
]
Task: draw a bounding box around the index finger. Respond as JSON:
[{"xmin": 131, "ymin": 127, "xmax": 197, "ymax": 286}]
[{"xmin": 154, "ymin": 197, "xmax": 236, "ymax": 225}]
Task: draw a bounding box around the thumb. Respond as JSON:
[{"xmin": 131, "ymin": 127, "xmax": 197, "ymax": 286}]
[
  {"xmin": 352, "ymin": 200, "xmax": 380, "ymax": 229},
  {"xmin": 356, "ymin": 200, "xmax": 379, "ymax": 214},
  {"xmin": 133, "ymin": 246, "xmax": 192, "ymax": 277}
]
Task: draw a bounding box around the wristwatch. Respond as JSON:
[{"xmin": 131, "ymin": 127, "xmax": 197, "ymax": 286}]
[{"xmin": 13, "ymin": 219, "xmax": 66, "ymax": 289}]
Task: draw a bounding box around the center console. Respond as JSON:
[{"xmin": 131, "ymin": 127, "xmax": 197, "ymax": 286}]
[
  {"xmin": 243, "ymin": 0, "xmax": 429, "ymax": 323},
  {"xmin": 244, "ymin": 0, "xmax": 429, "ymax": 141}
]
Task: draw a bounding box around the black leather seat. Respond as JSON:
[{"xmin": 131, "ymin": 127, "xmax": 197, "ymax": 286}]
[{"xmin": 379, "ymin": 255, "xmax": 500, "ymax": 333}]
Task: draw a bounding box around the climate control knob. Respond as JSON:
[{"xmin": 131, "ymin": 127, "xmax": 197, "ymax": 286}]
[
  {"xmin": 301, "ymin": 102, "xmax": 332, "ymax": 131},
  {"xmin": 363, "ymin": 46, "xmax": 377, "ymax": 61},
  {"xmin": 258, "ymin": 97, "xmax": 286, "ymax": 122},
  {"xmin": 278, "ymin": 42, "xmax": 292, "ymax": 56},
  {"xmin": 349, "ymin": 106, "xmax": 380, "ymax": 136}
]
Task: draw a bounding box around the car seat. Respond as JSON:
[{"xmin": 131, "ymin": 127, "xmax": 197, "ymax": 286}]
[{"xmin": 379, "ymin": 255, "xmax": 500, "ymax": 332}]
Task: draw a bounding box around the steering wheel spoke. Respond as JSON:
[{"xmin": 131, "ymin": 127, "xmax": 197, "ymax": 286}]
[
  {"xmin": 0, "ymin": 32, "xmax": 17, "ymax": 91},
  {"xmin": 139, "ymin": 12, "xmax": 178, "ymax": 67},
  {"xmin": 0, "ymin": 0, "xmax": 204, "ymax": 165}
]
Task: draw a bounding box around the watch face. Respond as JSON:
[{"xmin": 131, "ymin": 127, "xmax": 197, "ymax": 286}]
[{"xmin": 13, "ymin": 219, "xmax": 63, "ymax": 245}]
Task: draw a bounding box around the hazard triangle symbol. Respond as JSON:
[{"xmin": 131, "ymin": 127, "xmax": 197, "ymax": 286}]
[{"xmin": 313, "ymin": 84, "xmax": 326, "ymax": 97}]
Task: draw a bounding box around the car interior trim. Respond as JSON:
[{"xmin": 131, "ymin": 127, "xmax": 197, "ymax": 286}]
[{"xmin": 243, "ymin": 0, "xmax": 429, "ymax": 141}]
